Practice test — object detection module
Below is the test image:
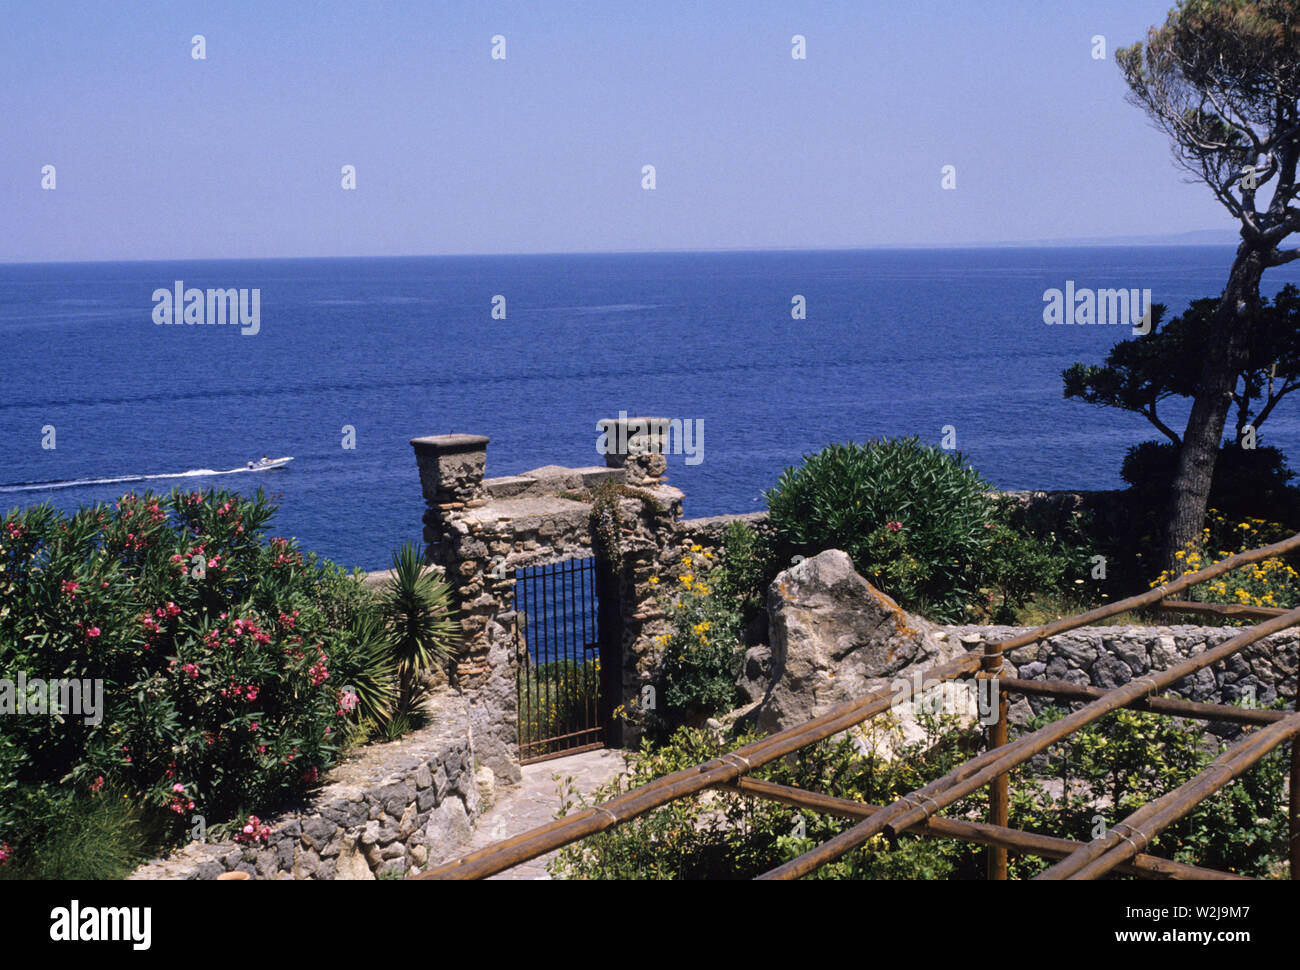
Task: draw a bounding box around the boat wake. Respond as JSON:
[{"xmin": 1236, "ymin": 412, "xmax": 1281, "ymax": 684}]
[{"xmin": 0, "ymin": 460, "xmax": 292, "ymax": 495}]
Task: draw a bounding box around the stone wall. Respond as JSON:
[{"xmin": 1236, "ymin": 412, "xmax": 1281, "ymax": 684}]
[
  {"xmin": 944, "ymin": 623, "xmax": 1300, "ymax": 736},
  {"xmin": 129, "ymin": 691, "xmax": 490, "ymax": 880}
]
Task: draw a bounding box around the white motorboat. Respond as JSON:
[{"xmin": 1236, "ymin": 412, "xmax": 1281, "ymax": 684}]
[{"xmin": 245, "ymin": 457, "xmax": 293, "ymax": 471}]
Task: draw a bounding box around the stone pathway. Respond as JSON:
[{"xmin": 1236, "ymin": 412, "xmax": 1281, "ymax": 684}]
[{"xmin": 465, "ymin": 748, "xmax": 628, "ymax": 880}]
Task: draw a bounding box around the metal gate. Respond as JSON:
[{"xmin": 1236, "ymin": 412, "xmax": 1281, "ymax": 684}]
[{"xmin": 514, "ymin": 557, "xmax": 604, "ymax": 764}]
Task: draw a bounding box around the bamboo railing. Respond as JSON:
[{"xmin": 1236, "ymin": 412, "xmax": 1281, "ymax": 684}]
[{"xmin": 417, "ymin": 532, "xmax": 1300, "ymax": 881}]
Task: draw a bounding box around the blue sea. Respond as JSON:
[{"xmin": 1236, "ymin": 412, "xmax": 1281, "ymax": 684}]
[{"xmin": 4, "ymin": 247, "xmax": 1300, "ymax": 571}]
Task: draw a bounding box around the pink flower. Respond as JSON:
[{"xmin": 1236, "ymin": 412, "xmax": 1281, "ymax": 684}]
[
  {"xmin": 61, "ymin": 580, "xmax": 79, "ymax": 598},
  {"xmin": 886, "ymin": 520, "xmax": 902, "ymax": 533},
  {"xmin": 172, "ymin": 783, "xmax": 185, "ymax": 793},
  {"xmin": 0, "ymin": 842, "xmax": 9, "ymax": 865},
  {"xmin": 234, "ymin": 815, "xmax": 270, "ymax": 845},
  {"xmin": 86, "ymin": 627, "xmax": 101, "ymax": 638},
  {"xmin": 90, "ymin": 775, "xmax": 104, "ymax": 792}
]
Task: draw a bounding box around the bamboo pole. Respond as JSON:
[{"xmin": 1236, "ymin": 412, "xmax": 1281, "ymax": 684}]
[
  {"xmin": 1001, "ymin": 678, "xmax": 1285, "ymax": 726},
  {"xmin": 757, "ymin": 605, "xmax": 1300, "ymax": 880},
  {"xmin": 1038, "ymin": 710, "xmax": 1300, "ymax": 880},
  {"xmin": 1158, "ymin": 599, "xmax": 1289, "ymax": 621},
  {"xmin": 982, "ymin": 638, "xmax": 1008, "ymax": 880},
  {"xmin": 720, "ymin": 776, "xmax": 1248, "ymax": 880}
]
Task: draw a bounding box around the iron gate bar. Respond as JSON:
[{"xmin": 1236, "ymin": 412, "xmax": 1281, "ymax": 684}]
[
  {"xmin": 418, "ymin": 530, "xmax": 1300, "ymax": 881},
  {"xmin": 716, "ymin": 777, "xmax": 1249, "ymax": 880},
  {"xmin": 516, "ymin": 558, "xmax": 603, "ymax": 764}
]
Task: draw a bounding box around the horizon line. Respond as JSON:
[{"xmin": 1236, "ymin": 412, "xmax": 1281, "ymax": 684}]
[{"xmin": 0, "ymin": 236, "xmax": 1244, "ymax": 268}]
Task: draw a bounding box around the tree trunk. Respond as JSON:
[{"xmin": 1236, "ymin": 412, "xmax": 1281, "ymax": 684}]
[{"xmin": 1159, "ymin": 246, "xmax": 1265, "ymax": 572}]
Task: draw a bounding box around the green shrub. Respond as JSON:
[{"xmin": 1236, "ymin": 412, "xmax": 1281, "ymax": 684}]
[
  {"xmin": 1151, "ymin": 510, "xmax": 1300, "ymax": 619},
  {"xmin": 549, "ymin": 708, "xmax": 1289, "ymax": 880},
  {"xmin": 714, "ymin": 520, "xmax": 770, "ymax": 626},
  {"xmin": 979, "ymin": 517, "xmax": 1094, "ymax": 624},
  {"xmin": 647, "ymin": 548, "xmax": 745, "ymax": 733},
  {"xmin": 0, "ymin": 782, "xmax": 151, "ymax": 881},
  {"xmin": 0, "ymin": 488, "xmax": 396, "ymax": 863},
  {"xmin": 548, "ymin": 715, "xmax": 981, "ymax": 880},
  {"xmin": 764, "ymin": 438, "xmax": 997, "ymax": 621},
  {"xmin": 379, "ymin": 543, "xmax": 458, "ymax": 724},
  {"xmin": 1009, "ymin": 706, "xmax": 1291, "ymax": 878}
]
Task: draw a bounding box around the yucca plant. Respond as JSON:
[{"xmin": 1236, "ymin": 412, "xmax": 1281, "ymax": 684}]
[
  {"xmin": 380, "ymin": 543, "xmax": 459, "ymax": 722},
  {"xmin": 339, "ymin": 614, "xmax": 398, "ymax": 731}
]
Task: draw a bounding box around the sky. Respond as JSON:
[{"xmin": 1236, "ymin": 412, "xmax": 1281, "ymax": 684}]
[{"xmin": 0, "ymin": 0, "xmax": 1242, "ymax": 262}]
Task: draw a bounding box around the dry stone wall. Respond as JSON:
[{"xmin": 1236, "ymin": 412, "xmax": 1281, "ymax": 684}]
[
  {"xmin": 130, "ymin": 691, "xmax": 488, "ymax": 880},
  {"xmin": 945, "ymin": 623, "xmax": 1299, "ymax": 737}
]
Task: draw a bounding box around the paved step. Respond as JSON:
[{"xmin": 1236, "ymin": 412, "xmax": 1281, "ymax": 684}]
[{"xmin": 464, "ymin": 748, "xmax": 627, "ymax": 880}]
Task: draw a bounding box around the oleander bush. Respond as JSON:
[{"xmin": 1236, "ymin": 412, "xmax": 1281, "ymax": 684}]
[
  {"xmin": 0, "ymin": 487, "xmax": 455, "ymax": 876},
  {"xmin": 763, "ymin": 438, "xmax": 1092, "ymax": 623}
]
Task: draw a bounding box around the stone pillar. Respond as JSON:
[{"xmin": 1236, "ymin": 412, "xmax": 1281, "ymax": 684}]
[
  {"xmin": 409, "ymin": 433, "xmax": 521, "ymax": 784},
  {"xmin": 409, "ymin": 435, "xmax": 495, "ymax": 685},
  {"xmin": 598, "ymin": 415, "xmax": 670, "ymax": 485},
  {"xmin": 609, "ymin": 484, "xmax": 684, "ymax": 748},
  {"xmin": 411, "ymin": 434, "xmax": 490, "ymax": 509}
]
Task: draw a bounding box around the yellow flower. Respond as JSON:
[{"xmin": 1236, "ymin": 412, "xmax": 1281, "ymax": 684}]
[
  {"xmin": 690, "ymin": 544, "xmax": 703, "ymax": 553},
  {"xmin": 647, "ymin": 576, "xmax": 659, "ymax": 586}
]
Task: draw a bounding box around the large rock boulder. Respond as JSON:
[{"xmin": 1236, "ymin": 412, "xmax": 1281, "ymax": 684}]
[{"xmin": 743, "ymin": 549, "xmax": 968, "ymax": 736}]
